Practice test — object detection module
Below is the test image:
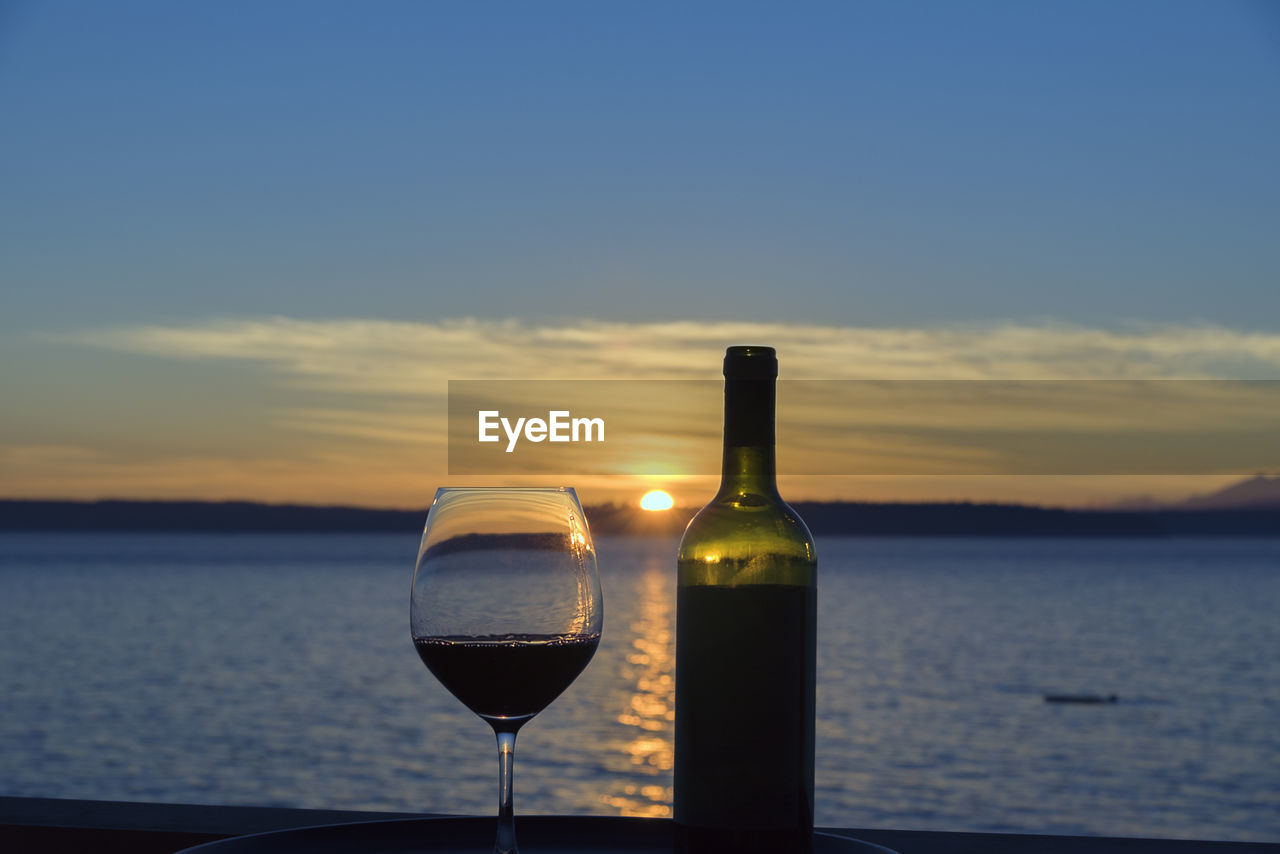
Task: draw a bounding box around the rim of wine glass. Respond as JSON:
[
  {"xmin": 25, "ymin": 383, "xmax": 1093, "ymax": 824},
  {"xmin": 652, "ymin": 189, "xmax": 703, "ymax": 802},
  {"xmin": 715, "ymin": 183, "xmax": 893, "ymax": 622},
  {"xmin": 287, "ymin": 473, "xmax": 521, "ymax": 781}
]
[
  {"xmin": 431, "ymin": 486, "xmax": 583, "ymax": 503},
  {"xmin": 434, "ymin": 486, "xmax": 578, "ymax": 493}
]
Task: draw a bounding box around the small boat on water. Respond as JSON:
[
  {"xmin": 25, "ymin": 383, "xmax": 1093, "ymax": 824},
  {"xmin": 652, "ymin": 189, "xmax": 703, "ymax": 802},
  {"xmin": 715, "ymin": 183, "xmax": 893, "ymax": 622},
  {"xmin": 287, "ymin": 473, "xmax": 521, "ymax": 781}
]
[{"xmin": 1044, "ymin": 693, "xmax": 1118, "ymax": 704}]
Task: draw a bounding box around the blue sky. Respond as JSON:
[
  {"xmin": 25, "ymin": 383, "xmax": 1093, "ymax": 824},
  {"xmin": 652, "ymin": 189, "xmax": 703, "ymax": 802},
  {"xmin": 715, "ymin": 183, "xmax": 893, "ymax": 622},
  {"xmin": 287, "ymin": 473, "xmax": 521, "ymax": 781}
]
[{"xmin": 2, "ymin": 1, "xmax": 1279, "ymax": 506}]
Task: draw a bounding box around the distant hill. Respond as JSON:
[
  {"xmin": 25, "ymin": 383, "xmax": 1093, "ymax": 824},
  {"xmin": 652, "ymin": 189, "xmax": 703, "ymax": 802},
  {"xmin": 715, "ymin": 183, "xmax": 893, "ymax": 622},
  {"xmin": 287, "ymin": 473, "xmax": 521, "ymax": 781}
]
[
  {"xmin": 1108, "ymin": 475, "xmax": 1280, "ymax": 512},
  {"xmin": 2, "ymin": 496, "xmax": 1278, "ymax": 536},
  {"xmin": 1175, "ymin": 475, "xmax": 1280, "ymax": 510},
  {"xmin": 0, "ymin": 500, "xmax": 424, "ymax": 533},
  {"xmin": 787, "ymin": 501, "xmax": 1280, "ymax": 537}
]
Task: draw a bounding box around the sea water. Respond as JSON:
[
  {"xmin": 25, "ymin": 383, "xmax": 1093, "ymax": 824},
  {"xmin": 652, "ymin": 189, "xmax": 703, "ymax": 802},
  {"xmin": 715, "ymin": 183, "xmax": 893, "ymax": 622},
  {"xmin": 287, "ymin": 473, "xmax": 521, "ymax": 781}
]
[{"xmin": 0, "ymin": 532, "xmax": 1276, "ymax": 842}]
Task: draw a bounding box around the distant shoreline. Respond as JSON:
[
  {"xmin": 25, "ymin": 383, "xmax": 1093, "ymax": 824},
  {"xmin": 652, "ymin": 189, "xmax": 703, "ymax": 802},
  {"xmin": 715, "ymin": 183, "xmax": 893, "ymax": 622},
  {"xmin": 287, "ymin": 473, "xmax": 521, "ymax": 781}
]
[{"xmin": 2, "ymin": 498, "xmax": 1278, "ymax": 537}]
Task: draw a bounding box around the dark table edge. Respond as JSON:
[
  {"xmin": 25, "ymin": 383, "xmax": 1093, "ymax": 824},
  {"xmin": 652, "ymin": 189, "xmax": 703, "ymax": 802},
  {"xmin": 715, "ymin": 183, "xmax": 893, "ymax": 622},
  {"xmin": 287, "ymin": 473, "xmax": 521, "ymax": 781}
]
[{"xmin": 0, "ymin": 796, "xmax": 1276, "ymax": 853}]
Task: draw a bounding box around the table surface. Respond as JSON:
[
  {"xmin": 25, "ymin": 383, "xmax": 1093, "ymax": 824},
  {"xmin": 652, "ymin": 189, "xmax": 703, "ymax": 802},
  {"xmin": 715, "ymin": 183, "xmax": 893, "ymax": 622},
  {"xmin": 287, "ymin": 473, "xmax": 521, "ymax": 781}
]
[{"xmin": 1, "ymin": 797, "xmax": 1277, "ymax": 854}]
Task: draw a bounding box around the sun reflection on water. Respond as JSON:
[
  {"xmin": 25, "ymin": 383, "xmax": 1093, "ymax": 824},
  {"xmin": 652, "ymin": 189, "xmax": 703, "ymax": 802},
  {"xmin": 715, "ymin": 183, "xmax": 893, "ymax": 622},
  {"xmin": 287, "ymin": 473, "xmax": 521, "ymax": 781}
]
[{"xmin": 600, "ymin": 558, "xmax": 674, "ymax": 817}]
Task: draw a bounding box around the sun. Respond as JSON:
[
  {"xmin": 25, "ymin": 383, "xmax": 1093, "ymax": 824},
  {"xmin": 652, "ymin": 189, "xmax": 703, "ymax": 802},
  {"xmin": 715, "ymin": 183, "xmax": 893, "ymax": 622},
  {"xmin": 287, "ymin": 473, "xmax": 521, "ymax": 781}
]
[{"xmin": 639, "ymin": 490, "xmax": 675, "ymax": 512}]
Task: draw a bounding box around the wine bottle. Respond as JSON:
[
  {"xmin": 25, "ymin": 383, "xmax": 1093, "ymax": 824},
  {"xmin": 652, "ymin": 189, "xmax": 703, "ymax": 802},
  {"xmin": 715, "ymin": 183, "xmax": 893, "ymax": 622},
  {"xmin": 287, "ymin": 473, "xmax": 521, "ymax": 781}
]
[{"xmin": 674, "ymin": 345, "xmax": 818, "ymax": 853}]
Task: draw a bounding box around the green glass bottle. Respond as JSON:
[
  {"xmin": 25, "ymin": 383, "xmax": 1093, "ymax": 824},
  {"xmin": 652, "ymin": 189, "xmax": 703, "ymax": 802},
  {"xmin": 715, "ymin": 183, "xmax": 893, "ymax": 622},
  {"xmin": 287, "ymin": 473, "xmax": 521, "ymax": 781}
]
[{"xmin": 674, "ymin": 345, "xmax": 818, "ymax": 853}]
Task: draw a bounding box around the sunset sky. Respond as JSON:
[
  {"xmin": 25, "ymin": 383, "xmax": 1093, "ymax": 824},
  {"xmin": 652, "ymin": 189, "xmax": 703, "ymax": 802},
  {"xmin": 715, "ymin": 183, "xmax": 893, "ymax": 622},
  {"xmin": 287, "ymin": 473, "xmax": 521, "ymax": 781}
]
[{"xmin": 2, "ymin": 1, "xmax": 1279, "ymax": 509}]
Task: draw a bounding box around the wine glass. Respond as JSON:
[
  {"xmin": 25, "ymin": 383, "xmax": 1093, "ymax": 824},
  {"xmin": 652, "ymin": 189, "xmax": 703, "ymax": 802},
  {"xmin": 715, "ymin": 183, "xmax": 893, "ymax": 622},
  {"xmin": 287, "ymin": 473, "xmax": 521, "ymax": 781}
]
[{"xmin": 411, "ymin": 487, "xmax": 603, "ymax": 854}]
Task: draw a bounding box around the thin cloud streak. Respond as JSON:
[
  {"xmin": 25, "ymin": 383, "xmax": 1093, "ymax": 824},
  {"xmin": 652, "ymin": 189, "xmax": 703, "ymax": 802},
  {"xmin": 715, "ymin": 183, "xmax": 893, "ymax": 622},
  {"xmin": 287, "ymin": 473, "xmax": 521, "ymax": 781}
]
[
  {"xmin": 63, "ymin": 317, "xmax": 1280, "ymax": 390},
  {"xmin": 17, "ymin": 317, "xmax": 1279, "ymax": 505}
]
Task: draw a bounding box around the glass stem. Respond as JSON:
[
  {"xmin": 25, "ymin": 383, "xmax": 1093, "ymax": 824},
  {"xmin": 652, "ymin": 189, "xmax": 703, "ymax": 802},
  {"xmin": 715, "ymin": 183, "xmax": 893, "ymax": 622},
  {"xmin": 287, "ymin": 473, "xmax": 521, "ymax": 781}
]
[{"xmin": 494, "ymin": 726, "xmax": 519, "ymax": 854}]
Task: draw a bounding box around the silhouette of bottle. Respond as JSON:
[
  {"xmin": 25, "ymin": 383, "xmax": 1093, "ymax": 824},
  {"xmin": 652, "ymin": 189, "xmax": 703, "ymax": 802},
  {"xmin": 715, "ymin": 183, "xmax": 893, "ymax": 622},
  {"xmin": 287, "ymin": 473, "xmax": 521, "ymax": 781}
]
[{"xmin": 674, "ymin": 346, "xmax": 817, "ymax": 853}]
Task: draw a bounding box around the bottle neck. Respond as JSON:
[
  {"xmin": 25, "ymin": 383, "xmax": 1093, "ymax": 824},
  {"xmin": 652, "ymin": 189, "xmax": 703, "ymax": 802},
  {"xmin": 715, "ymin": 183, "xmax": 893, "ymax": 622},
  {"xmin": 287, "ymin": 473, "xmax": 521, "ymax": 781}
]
[{"xmin": 719, "ymin": 377, "xmax": 778, "ymax": 497}]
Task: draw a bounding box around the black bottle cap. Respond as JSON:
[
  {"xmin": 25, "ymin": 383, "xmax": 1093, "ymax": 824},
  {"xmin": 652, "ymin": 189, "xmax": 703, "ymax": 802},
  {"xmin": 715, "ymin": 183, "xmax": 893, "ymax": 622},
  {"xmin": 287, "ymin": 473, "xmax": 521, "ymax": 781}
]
[{"xmin": 723, "ymin": 345, "xmax": 778, "ymax": 379}]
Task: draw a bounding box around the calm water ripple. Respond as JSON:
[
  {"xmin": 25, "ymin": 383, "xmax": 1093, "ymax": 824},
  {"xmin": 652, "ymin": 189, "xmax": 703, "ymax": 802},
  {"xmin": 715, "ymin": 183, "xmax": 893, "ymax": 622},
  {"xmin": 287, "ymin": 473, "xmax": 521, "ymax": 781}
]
[{"xmin": 0, "ymin": 532, "xmax": 1276, "ymax": 841}]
